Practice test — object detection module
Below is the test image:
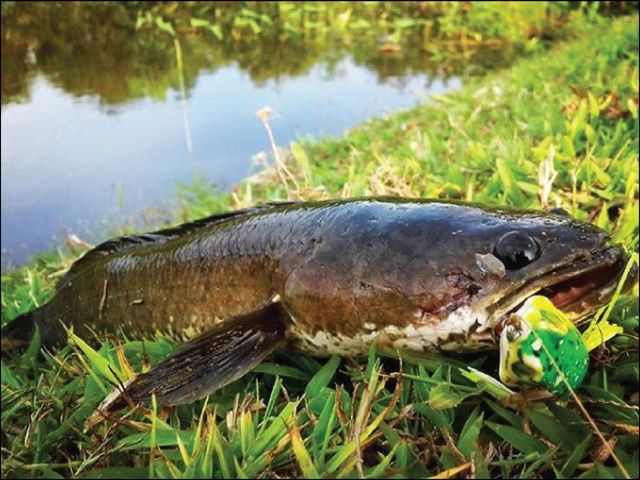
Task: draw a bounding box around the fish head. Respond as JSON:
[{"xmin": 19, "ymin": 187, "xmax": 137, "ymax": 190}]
[
  {"xmin": 392, "ymin": 202, "xmax": 635, "ymax": 393},
  {"xmin": 397, "ymin": 204, "xmax": 637, "ymax": 334},
  {"xmin": 397, "ymin": 203, "xmax": 635, "ymax": 350},
  {"xmin": 466, "ymin": 207, "xmax": 636, "ymax": 329}
]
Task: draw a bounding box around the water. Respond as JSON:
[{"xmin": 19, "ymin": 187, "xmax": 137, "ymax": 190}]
[{"xmin": 3, "ymin": 3, "xmax": 511, "ymax": 269}]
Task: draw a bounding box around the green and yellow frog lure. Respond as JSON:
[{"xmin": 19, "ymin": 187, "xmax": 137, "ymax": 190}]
[{"xmin": 499, "ymin": 295, "xmax": 622, "ymax": 395}]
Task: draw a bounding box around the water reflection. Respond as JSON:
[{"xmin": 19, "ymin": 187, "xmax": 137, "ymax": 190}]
[
  {"xmin": 4, "ymin": 2, "xmax": 511, "ymax": 268},
  {"xmin": 2, "ymin": 2, "xmax": 511, "ymax": 106}
]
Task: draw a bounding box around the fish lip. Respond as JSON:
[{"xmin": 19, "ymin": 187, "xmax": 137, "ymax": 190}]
[{"xmin": 487, "ymin": 245, "xmax": 628, "ymax": 328}]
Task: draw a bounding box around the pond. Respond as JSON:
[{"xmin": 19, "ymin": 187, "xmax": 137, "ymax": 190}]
[{"xmin": 1, "ymin": 2, "xmax": 515, "ymax": 270}]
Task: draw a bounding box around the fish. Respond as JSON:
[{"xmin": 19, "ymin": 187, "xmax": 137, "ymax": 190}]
[{"xmin": 2, "ymin": 197, "xmax": 635, "ymax": 412}]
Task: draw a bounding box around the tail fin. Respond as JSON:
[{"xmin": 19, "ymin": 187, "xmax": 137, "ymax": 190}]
[
  {"xmin": 2, "ymin": 310, "xmax": 37, "ymax": 350},
  {"xmin": 2, "ymin": 307, "xmax": 65, "ymax": 351}
]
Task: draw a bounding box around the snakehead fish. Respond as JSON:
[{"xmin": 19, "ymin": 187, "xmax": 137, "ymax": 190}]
[{"xmin": 2, "ymin": 197, "xmax": 634, "ymax": 411}]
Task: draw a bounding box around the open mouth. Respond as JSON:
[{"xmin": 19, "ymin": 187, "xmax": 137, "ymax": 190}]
[
  {"xmin": 492, "ymin": 246, "xmax": 629, "ymax": 328},
  {"xmin": 538, "ymin": 259, "xmax": 625, "ymax": 312}
]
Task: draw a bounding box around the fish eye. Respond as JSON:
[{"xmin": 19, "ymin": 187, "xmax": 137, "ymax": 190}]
[{"xmin": 494, "ymin": 232, "xmax": 540, "ymax": 270}]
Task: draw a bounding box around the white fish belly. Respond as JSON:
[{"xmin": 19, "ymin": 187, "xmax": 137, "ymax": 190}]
[{"xmin": 288, "ymin": 305, "xmax": 494, "ymax": 356}]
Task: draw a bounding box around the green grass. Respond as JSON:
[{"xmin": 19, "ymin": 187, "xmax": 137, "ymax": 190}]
[{"xmin": 2, "ymin": 12, "xmax": 639, "ymax": 480}]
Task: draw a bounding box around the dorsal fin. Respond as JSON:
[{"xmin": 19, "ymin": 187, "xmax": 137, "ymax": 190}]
[{"xmin": 56, "ymin": 201, "xmax": 298, "ymax": 291}]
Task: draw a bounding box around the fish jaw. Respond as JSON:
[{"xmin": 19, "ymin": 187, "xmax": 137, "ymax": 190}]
[{"xmin": 486, "ymin": 245, "xmax": 632, "ymax": 330}]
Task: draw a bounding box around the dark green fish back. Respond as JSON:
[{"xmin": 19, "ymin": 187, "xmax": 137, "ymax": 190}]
[
  {"xmin": 55, "ymin": 203, "xmax": 292, "ymax": 291},
  {"xmin": 43, "ymin": 203, "xmax": 303, "ymax": 342}
]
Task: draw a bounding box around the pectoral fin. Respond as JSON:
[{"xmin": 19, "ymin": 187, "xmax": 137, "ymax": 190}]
[{"xmin": 95, "ymin": 302, "xmax": 289, "ymax": 416}]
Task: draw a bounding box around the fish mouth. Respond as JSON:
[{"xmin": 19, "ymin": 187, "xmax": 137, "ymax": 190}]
[{"xmin": 490, "ymin": 246, "xmax": 633, "ymax": 329}]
